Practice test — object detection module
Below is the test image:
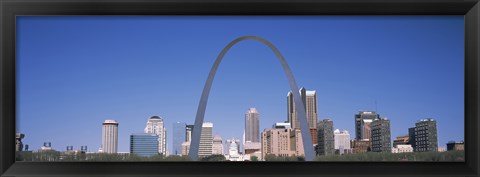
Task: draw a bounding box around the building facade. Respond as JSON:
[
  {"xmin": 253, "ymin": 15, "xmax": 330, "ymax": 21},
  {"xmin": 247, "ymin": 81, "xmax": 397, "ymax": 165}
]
[
  {"xmin": 446, "ymin": 141, "xmax": 465, "ymax": 151},
  {"xmin": 287, "ymin": 87, "xmax": 318, "ymax": 144},
  {"xmin": 411, "ymin": 118, "xmax": 438, "ymax": 152},
  {"xmin": 212, "ymin": 134, "xmax": 224, "ymax": 155},
  {"xmin": 316, "ymin": 119, "xmax": 335, "ymax": 156},
  {"xmin": 351, "ymin": 139, "xmax": 372, "ymax": 153},
  {"xmin": 333, "ymin": 129, "xmax": 351, "ymax": 155},
  {"xmin": 391, "ymin": 144, "xmax": 413, "ymax": 153},
  {"xmin": 225, "ymin": 138, "xmax": 244, "ymax": 161},
  {"xmin": 371, "ymin": 118, "xmax": 391, "ymax": 152},
  {"xmin": 261, "ymin": 127, "xmax": 304, "ymax": 159},
  {"xmin": 172, "ymin": 122, "xmax": 186, "ymax": 155},
  {"xmin": 198, "ymin": 122, "xmax": 213, "ymax": 157},
  {"xmin": 245, "ymin": 108, "xmax": 260, "ymax": 143},
  {"xmin": 102, "ymin": 119, "xmax": 119, "ymax": 153},
  {"xmin": 144, "ymin": 116, "xmax": 167, "ymax": 155},
  {"xmin": 393, "ymin": 135, "xmax": 410, "ymax": 148},
  {"xmin": 354, "ymin": 111, "xmax": 380, "ymax": 140},
  {"xmin": 130, "ymin": 133, "xmax": 159, "ymax": 157}
]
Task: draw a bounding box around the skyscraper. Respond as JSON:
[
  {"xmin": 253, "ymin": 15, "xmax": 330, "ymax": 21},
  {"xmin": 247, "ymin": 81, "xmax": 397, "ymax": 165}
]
[
  {"xmin": 198, "ymin": 122, "xmax": 213, "ymax": 157},
  {"xmin": 410, "ymin": 118, "xmax": 438, "ymax": 152},
  {"xmin": 172, "ymin": 122, "xmax": 186, "ymax": 155},
  {"xmin": 212, "ymin": 134, "xmax": 224, "ymax": 155},
  {"xmin": 371, "ymin": 118, "xmax": 391, "ymax": 152},
  {"xmin": 287, "ymin": 87, "xmax": 318, "ymax": 144},
  {"xmin": 354, "ymin": 111, "xmax": 380, "ymax": 140},
  {"xmin": 130, "ymin": 133, "xmax": 159, "ymax": 157},
  {"xmin": 144, "ymin": 116, "xmax": 167, "ymax": 155},
  {"xmin": 101, "ymin": 119, "xmax": 118, "ymax": 153},
  {"xmin": 245, "ymin": 107, "xmax": 260, "ymax": 143},
  {"xmin": 316, "ymin": 119, "xmax": 334, "ymax": 156}
]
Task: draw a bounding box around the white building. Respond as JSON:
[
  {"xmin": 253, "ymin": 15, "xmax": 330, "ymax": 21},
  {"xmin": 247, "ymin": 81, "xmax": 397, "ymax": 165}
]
[
  {"xmin": 334, "ymin": 129, "xmax": 351, "ymax": 155},
  {"xmin": 392, "ymin": 144, "xmax": 414, "ymax": 153},
  {"xmin": 225, "ymin": 138, "xmax": 244, "ymax": 161},
  {"xmin": 144, "ymin": 116, "xmax": 167, "ymax": 155},
  {"xmin": 102, "ymin": 119, "xmax": 118, "ymax": 153},
  {"xmin": 181, "ymin": 141, "xmax": 190, "ymax": 156}
]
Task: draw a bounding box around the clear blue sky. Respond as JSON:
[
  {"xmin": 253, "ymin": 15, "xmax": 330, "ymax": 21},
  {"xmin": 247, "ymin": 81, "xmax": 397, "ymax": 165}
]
[{"xmin": 17, "ymin": 16, "xmax": 464, "ymax": 153}]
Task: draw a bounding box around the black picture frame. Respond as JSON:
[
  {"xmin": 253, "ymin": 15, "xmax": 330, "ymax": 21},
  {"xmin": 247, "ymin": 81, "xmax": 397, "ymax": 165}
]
[{"xmin": 1, "ymin": 0, "xmax": 478, "ymax": 176}]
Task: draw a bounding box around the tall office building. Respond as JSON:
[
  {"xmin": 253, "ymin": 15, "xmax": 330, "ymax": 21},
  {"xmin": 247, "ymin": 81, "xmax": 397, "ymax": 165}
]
[
  {"xmin": 101, "ymin": 119, "xmax": 119, "ymax": 153},
  {"xmin": 316, "ymin": 119, "xmax": 335, "ymax": 156},
  {"xmin": 172, "ymin": 122, "xmax": 186, "ymax": 155},
  {"xmin": 287, "ymin": 87, "xmax": 318, "ymax": 144},
  {"xmin": 354, "ymin": 111, "xmax": 380, "ymax": 140},
  {"xmin": 130, "ymin": 133, "xmax": 159, "ymax": 157},
  {"xmin": 371, "ymin": 118, "xmax": 391, "ymax": 152},
  {"xmin": 212, "ymin": 134, "xmax": 224, "ymax": 155},
  {"xmin": 410, "ymin": 118, "xmax": 438, "ymax": 152},
  {"xmin": 245, "ymin": 108, "xmax": 260, "ymax": 143},
  {"xmin": 144, "ymin": 116, "xmax": 167, "ymax": 155},
  {"xmin": 186, "ymin": 124, "xmax": 194, "ymax": 142},
  {"xmin": 261, "ymin": 126, "xmax": 304, "ymax": 159},
  {"xmin": 198, "ymin": 122, "xmax": 213, "ymax": 157},
  {"xmin": 333, "ymin": 129, "xmax": 351, "ymax": 154}
]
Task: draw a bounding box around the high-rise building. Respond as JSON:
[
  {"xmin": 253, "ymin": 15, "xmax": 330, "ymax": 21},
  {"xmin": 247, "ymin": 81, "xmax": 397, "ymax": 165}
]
[
  {"xmin": 410, "ymin": 118, "xmax": 438, "ymax": 152},
  {"xmin": 186, "ymin": 124, "xmax": 194, "ymax": 142},
  {"xmin": 408, "ymin": 127, "xmax": 416, "ymax": 150},
  {"xmin": 212, "ymin": 134, "xmax": 224, "ymax": 155},
  {"xmin": 371, "ymin": 118, "xmax": 391, "ymax": 152},
  {"xmin": 287, "ymin": 87, "xmax": 318, "ymax": 144},
  {"xmin": 101, "ymin": 119, "xmax": 118, "ymax": 153},
  {"xmin": 315, "ymin": 119, "xmax": 335, "ymax": 156},
  {"xmin": 144, "ymin": 116, "xmax": 167, "ymax": 155},
  {"xmin": 172, "ymin": 122, "xmax": 186, "ymax": 155},
  {"xmin": 245, "ymin": 108, "xmax": 260, "ymax": 143},
  {"xmin": 198, "ymin": 122, "xmax": 213, "ymax": 157},
  {"xmin": 361, "ymin": 119, "xmax": 373, "ymax": 140},
  {"xmin": 354, "ymin": 111, "xmax": 380, "ymax": 140},
  {"xmin": 181, "ymin": 124, "xmax": 194, "ymax": 156},
  {"xmin": 130, "ymin": 133, "xmax": 159, "ymax": 157},
  {"xmin": 261, "ymin": 124, "xmax": 305, "ymax": 159},
  {"xmin": 333, "ymin": 129, "xmax": 351, "ymax": 155}
]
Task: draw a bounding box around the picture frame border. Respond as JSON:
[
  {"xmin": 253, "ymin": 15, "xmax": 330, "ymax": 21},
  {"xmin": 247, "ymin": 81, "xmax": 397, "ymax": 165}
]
[{"xmin": 1, "ymin": 0, "xmax": 478, "ymax": 176}]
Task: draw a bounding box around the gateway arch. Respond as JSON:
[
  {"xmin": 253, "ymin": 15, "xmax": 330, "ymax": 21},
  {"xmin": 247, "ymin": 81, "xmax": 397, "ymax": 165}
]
[{"xmin": 188, "ymin": 36, "xmax": 315, "ymax": 161}]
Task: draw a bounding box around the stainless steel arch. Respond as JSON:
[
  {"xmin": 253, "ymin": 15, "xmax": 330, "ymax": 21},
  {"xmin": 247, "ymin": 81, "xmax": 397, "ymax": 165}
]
[{"xmin": 188, "ymin": 36, "xmax": 314, "ymax": 161}]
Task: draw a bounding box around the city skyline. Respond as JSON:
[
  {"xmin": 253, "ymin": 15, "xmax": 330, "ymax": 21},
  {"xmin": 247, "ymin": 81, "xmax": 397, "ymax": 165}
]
[{"xmin": 16, "ymin": 16, "xmax": 464, "ymax": 153}]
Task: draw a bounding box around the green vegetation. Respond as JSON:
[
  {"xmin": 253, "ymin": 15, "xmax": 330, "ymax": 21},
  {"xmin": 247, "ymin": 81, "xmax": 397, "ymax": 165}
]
[
  {"xmin": 17, "ymin": 151, "xmax": 190, "ymax": 161},
  {"xmin": 314, "ymin": 150, "xmax": 465, "ymax": 161},
  {"xmin": 200, "ymin": 154, "xmax": 226, "ymax": 161},
  {"xmin": 17, "ymin": 150, "xmax": 465, "ymax": 162},
  {"xmin": 264, "ymin": 154, "xmax": 305, "ymax": 161}
]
